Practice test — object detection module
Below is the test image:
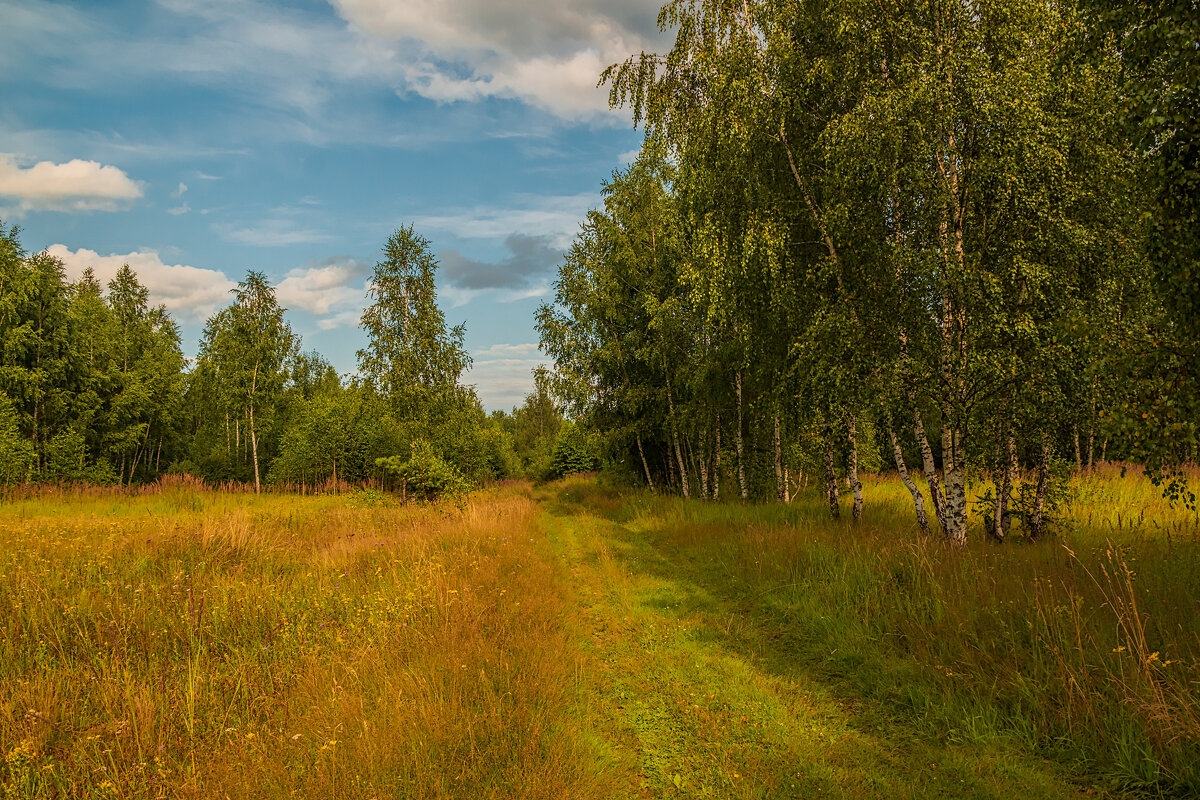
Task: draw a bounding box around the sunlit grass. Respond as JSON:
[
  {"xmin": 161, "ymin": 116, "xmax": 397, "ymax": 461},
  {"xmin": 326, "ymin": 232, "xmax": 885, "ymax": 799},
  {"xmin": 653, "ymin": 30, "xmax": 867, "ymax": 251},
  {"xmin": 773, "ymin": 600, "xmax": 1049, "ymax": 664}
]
[
  {"xmin": 2, "ymin": 469, "xmax": 1197, "ymax": 797},
  {"xmin": 585, "ymin": 466, "xmax": 1200, "ymax": 795},
  {"xmin": 0, "ymin": 484, "xmax": 619, "ymax": 799}
]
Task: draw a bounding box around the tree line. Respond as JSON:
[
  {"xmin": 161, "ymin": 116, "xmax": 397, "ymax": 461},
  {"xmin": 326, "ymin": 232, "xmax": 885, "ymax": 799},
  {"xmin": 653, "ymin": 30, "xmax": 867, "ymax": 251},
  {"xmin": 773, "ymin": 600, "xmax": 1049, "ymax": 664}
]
[
  {"xmin": 536, "ymin": 0, "xmax": 1198, "ymax": 542},
  {"xmin": 0, "ymin": 224, "xmax": 588, "ymax": 493}
]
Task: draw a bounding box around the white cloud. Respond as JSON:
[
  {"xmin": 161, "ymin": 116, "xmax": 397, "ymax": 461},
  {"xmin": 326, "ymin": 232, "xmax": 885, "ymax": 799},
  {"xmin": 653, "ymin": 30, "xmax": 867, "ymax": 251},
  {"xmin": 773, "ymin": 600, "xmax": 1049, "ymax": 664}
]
[
  {"xmin": 0, "ymin": 154, "xmax": 143, "ymax": 213},
  {"xmin": 172, "ymin": 181, "xmax": 188, "ymax": 198},
  {"xmin": 414, "ymin": 192, "xmax": 598, "ymax": 249},
  {"xmin": 167, "ymin": 203, "xmax": 190, "ymax": 215},
  {"xmin": 463, "ymin": 343, "xmax": 552, "ymax": 410},
  {"xmin": 331, "ymin": 0, "xmax": 665, "ymax": 119},
  {"xmin": 3, "ymin": 0, "xmax": 664, "ymax": 149},
  {"xmin": 617, "ymin": 148, "xmax": 640, "ymax": 165},
  {"xmin": 473, "ymin": 342, "xmax": 542, "ymax": 359},
  {"xmin": 316, "ymin": 309, "xmax": 363, "ymax": 331},
  {"xmin": 216, "ymin": 219, "xmax": 333, "ymax": 246},
  {"xmin": 275, "ymin": 256, "xmax": 368, "ymax": 316},
  {"xmin": 46, "ymin": 244, "xmax": 235, "ymax": 321}
]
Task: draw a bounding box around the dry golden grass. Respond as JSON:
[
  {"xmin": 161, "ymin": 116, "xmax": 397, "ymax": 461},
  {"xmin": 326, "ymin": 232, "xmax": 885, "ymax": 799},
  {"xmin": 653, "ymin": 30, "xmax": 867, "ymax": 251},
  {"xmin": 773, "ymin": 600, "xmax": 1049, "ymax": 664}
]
[{"xmin": 0, "ymin": 485, "xmax": 620, "ymax": 799}]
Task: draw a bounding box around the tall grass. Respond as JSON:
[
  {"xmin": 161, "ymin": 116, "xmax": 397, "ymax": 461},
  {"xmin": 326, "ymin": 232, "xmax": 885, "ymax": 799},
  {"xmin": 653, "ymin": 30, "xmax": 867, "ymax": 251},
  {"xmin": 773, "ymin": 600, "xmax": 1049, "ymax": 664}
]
[
  {"xmin": 606, "ymin": 467, "xmax": 1200, "ymax": 795},
  {"xmin": 0, "ymin": 485, "xmax": 618, "ymax": 798}
]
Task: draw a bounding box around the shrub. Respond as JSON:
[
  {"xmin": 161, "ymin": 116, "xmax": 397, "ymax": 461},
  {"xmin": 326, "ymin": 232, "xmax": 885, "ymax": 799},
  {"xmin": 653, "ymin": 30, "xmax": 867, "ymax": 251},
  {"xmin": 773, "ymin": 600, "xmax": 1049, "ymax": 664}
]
[
  {"xmin": 376, "ymin": 440, "xmax": 472, "ymax": 502},
  {"xmin": 548, "ymin": 422, "xmax": 598, "ymax": 479}
]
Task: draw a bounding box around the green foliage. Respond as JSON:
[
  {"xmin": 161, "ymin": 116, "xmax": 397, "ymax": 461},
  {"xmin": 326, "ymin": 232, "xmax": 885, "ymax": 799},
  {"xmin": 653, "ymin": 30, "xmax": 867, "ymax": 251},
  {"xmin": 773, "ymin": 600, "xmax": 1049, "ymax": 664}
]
[
  {"xmin": 377, "ymin": 440, "xmax": 473, "ymax": 502},
  {"xmin": 0, "ymin": 392, "xmax": 33, "ymax": 484},
  {"xmin": 548, "ymin": 422, "xmax": 598, "ymax": 480}
]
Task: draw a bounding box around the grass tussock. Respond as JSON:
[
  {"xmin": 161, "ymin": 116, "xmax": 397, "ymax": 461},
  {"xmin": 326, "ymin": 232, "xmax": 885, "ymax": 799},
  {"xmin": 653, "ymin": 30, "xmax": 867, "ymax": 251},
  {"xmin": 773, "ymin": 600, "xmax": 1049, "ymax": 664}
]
[
  {"xmin": 572, "ymin": 468, "xmax": 1200, "ymax": 796},
  {"xmin": 0, "ymin": 484, "xmax": 619, "ymax": 799}
]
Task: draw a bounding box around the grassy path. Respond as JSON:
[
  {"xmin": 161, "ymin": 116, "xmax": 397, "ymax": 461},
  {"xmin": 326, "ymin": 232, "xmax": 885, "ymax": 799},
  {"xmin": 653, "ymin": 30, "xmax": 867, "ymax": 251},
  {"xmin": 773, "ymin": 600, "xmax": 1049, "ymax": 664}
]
[
  {"xmin": 7, "ymin": 478, "xmax": 1185, "ymax": 797},
  {"xmin": 542, "ymin": 481, "xmax": 1088, "ymax": 799}
]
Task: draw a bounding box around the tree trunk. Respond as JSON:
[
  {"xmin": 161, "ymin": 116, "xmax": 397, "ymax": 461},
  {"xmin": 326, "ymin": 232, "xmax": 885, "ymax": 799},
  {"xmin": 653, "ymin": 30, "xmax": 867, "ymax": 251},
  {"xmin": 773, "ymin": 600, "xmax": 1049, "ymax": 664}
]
[
  {"xmin": 249, "ymin": 405, "xmax": 261, "ymax": 494},
  {"xmin": 698, "ymin": 428, "xmax": 710, "ymax": 500},
  {"xmin": 848, "ymin": 413, "xmax": 864, "ymax": 522},
  {"xmin": 901, "ymin": 330, "xmax": 947, "ymax": 533},
  {"xmin": 636, "ymin": 433, "xmax": 656, "ymax": 494},
  {"xmin": 774, "ymin": 414, "xmax": 784, "ymax": 503},
  {"xmin": 1087, "ymin": 425, "xmax": 1095, "ymax": 474},
  {"xmin": 822, "ymin": 417, "xmax": 840, "ymax": 520},
  {"xmin": 937, "ymin": 309, "xmax": 967, "ymax": 545},
  {"xmin": 941, "ymin": 423, "xmax": 968, "ymax": 545},
  {"xmin": 735, "ymin": 371, "xmax": 748, "ymax": 501},
  {"xmin": 1029, "ymin": 434, "xmax": 1052, "ymax": 540},
  {"xmin": 713, "ymin": 417, "xmax": 721, "ymax": 501},
  {"xmin": 665, "ymin": 371, "xmax": 689, "ymax": 499},
  {"xmin": 986, "ymin": 420, "xmax": 1015, "ymax": 543},
  {"xmin": 886, "ymin": 417, "xmax": 929, "ymax": 536},
  {"xmin": 1073, "ymin": 425, "xmax": 1082, "ymax": 473}
]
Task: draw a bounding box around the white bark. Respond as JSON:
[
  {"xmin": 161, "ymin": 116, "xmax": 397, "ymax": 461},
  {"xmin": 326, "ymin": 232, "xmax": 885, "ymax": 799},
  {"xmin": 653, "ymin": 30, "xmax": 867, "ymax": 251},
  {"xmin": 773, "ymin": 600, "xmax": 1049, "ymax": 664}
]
[
  {"xmin": 774, "ymin": 414, "xmax": 784, "ymax": 503},
  {"xmin": 848, "ymin": 414, "xmax": 864, "ymax": 522},
  {"xmin": 822, "ymin": 417, "xmax": 840, "ymax": 520},
  {"xmin": 736, "ymin": 372, "xmax": 748, "ymax": 501},
  {"xmin": 886, "ymin": 417, "xmax": 929, "ymax": 536},
  {"xmin": 636, "ymin": 433, "xmax": 656, "ymax": 494}
]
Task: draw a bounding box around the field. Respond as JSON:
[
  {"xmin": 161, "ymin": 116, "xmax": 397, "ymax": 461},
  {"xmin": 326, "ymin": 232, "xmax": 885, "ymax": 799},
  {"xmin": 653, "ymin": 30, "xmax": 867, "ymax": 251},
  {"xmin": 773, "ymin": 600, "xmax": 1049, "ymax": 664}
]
[{"xmin": 1, "ymin": 470, "xmax": 1198, "ymax": 798}]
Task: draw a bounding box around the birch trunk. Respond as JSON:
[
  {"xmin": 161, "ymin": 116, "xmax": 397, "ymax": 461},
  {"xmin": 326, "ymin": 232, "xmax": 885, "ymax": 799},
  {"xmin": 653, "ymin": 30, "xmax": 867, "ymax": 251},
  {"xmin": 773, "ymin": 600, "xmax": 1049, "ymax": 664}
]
[
  {"xmin": 665, "ymin": 371, "xmax": 689, "ymax": 499},
  {"xmin": 636, "ymin": 433, "xmax": 656, "ymax": 494},
  {"xmin": 941, "ymin": 421, "xmax": 968, "ymax": 545},
  {"xmin": 822, "ymin": 417, "xmax": 840, "ymax": 520},
  {"xmin": 1029, "ymin": 433, "xmax": 1052, "ymax": 540},
  {"xmin": 1080, "ymin": 424, "xmax": 1089, "ymax": 474},
  {"xmin": 774, "ymin": 414, "xmax": 784, "ymax": 503},
  {"xmin": 848, "ymin": 414, "xmax": 864, "ymax": 522},
  {"xmin": 249, "ymin": 404, "xmax": 261, "ymax": 494},
  {"xmin": 1087, "ymin": 426, "xmax": 1095, "ymax": 473},
  {"xmin": 901, "ymin": 330, "xmax": 947, "ymax": 533},
  {"xmin": 886, "ymin": 417, "xmax": 929, "ymax": 536},
  {"xmin": 698, "ymin": 429, "xmax": 710, "ymax": 500},
  {"xmin": 986, "ymin": 422, "xmax": 1015, "ymax": 543},
  {"xmin": 713, "ymin": 418, "xmax": 721, "ymax": 501},
  {"xmin": 735, "ymin": 371, "xmax": 748, "ymax": 501}
]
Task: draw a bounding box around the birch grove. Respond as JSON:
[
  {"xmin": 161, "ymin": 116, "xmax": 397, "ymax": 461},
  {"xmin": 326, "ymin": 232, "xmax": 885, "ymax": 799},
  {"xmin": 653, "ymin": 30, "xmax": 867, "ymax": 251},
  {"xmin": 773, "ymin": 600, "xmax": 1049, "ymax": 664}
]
[{"xmin": 536, "ymin": 0, "xmax": 1194, "ymax": 542}]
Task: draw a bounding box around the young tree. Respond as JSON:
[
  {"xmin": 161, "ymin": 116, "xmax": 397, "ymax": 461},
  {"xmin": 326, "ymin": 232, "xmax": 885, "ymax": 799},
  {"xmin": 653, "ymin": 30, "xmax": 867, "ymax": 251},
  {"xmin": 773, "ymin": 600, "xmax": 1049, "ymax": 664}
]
[{"xmin": 198, "ymin": 271, "xmax": 298, "ymax": 492}]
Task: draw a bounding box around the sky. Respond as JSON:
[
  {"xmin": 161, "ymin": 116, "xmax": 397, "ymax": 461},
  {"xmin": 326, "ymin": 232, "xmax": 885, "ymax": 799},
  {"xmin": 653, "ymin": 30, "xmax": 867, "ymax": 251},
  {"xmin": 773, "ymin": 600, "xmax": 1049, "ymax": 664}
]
[{"xmin": 0, "ymin": 0, "xmax": 667, "ymax": 409}]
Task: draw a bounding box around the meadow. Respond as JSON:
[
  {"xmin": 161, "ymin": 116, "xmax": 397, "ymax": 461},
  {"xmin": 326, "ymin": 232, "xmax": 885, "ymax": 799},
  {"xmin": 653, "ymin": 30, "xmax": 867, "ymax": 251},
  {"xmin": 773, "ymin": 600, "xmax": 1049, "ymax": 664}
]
[{"xmin": 1, "ymin": 468, "xmax": 1197, "ymax": 798}]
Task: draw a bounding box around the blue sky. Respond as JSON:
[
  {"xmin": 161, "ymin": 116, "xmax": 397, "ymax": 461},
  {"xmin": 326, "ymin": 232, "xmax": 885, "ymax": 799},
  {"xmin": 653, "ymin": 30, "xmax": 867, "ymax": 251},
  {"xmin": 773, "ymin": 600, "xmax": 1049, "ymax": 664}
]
[{"xmin": 0, "ymin": 0, "xmax": 664, "ymax": 409}]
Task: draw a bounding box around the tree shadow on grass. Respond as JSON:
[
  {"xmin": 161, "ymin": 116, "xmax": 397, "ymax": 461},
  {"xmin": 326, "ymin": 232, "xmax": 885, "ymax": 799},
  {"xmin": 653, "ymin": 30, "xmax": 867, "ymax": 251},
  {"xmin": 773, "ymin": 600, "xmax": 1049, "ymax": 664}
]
[{"xmin": 543, "ymin": 480, "xmax": 1101, "ymax": 800}]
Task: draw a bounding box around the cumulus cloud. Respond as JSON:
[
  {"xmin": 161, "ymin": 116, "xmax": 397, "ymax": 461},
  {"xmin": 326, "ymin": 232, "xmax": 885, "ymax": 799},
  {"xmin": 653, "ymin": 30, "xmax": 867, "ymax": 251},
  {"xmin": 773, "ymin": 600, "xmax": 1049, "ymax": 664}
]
[
  {"xmin": 0, "ymin": 154, "xmax": 143, "ymax": 213},
  {"xmin": 464, "ymin": 342, "xmax": 552, "ymax": 410},
  {"xmin": 275, "ymin": 256, "xmax": 369, "ymax": 315},
  {"xmin": 46, "ymin": 244, "xmax": 235, "ymax": 321},
  {"xmin": 331, "ymin": 0, "xmax": 667, "ymax": 119},
  {"xmin": 4, "ymin": 0, "xmax": 664, "ymax": 143},
  {"xmin": 440, "ymin": 233, "xmax": 561, "ymax": 291},
  {"xmin": 414, "ymin": 192, "xmax": 598, "ymax": 249}
]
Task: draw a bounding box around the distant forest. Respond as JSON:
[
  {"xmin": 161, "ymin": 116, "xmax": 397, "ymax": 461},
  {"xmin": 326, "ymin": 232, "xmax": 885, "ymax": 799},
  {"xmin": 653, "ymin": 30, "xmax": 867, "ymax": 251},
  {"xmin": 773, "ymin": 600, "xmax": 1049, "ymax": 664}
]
[
  {"xmin": 0, "ymin": 224, "xmax": 587, "ymax": 494},
  {"xmin": 534, "ymin": 0, "xmax": 1198, "ymax": 541}
]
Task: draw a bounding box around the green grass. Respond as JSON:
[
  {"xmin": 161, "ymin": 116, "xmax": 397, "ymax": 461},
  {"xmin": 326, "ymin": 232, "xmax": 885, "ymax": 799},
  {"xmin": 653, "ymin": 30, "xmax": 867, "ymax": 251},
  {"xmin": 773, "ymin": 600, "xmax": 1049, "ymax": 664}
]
[
  {"xmin": 551, "ymin": 466, "xmax": 1200, "ymax": 797},
  {"xmin": 1, "ymin": 469, "xmax": 1196, "ymax": 797}
]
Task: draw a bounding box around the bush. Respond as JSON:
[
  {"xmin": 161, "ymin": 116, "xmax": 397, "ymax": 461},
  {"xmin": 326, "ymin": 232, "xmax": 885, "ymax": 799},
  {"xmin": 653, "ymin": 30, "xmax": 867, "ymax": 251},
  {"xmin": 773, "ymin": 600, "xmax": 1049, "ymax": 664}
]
[
  {"xmin": 376, "ymin": 440, "xmax": 472, "ymax": 502},
  {"xmin": 548, "ymin": 422, "xmax": 598, "ymax": 479}
]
